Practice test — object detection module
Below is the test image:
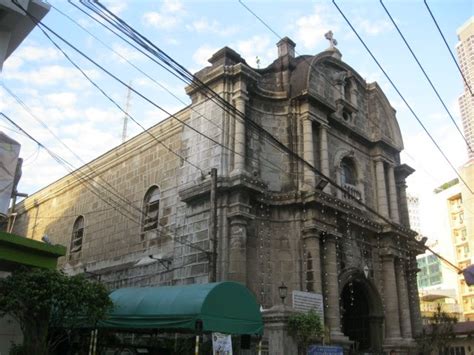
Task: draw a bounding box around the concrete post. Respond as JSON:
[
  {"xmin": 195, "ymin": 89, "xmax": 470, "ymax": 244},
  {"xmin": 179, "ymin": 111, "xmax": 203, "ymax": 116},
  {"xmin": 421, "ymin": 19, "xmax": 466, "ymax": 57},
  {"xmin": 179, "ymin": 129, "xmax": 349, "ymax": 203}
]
[
  {"xmin": 228, "ymin": 216, "xmax": 248, "ymax": 284},
  {"xmin": 375, "ymin": 160, "xmax": 389, "ymax": 217},
  {"xmin": 262, "ymin": 305, "xmax": 298, "ymax": 355},
  {"xmin": 387, "ymin": 165, "xmax": 400, "ymax": 223},
  {"xmin": 303, "ymin": 117, "xmax": 316, "ymax": 188},
  {"xmin": 381, "ymin": 255, "xmax": 402, "ymax": 342}
]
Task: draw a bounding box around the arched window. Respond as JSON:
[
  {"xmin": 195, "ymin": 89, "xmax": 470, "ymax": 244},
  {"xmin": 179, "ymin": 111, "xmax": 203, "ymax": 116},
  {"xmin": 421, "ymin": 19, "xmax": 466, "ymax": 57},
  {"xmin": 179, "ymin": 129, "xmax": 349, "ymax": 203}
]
[
  {"xmin": 340, "ymin": 157, "xmax": 357, "ymax": 186},
  {"xmin": 142, "ymin": 186, "xmax": 160, "ymax": 233},
  {"xmin": 70, "ymin": 216, "xmax": 84, "ymax": 254}
]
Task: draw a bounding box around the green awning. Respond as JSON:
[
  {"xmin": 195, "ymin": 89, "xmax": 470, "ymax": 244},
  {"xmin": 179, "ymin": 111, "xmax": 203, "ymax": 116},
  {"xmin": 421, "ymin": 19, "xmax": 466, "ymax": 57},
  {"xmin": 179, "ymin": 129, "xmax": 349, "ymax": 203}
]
[{"xmin": 100, "ymin": 282, "xmax": 263, "ymax": 335}]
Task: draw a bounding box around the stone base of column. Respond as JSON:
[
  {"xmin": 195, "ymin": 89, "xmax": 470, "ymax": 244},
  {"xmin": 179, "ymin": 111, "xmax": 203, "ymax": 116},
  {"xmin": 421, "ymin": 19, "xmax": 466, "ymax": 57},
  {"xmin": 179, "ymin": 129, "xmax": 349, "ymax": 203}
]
[
  {"xmin": 329, "ymin": 331, "xmax": 352, "ymax": 349},
  {"xmin": 383, "ymin": 337, "xmax": 408, "ymax": 353}
]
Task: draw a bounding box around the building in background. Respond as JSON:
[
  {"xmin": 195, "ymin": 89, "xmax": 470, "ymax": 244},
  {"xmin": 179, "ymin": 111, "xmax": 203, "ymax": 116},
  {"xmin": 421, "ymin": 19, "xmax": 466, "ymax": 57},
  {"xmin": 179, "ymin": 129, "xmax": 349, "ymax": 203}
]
[{"xmin": 457, "ymin": 17, "xmax": 474, "ymax": 161}]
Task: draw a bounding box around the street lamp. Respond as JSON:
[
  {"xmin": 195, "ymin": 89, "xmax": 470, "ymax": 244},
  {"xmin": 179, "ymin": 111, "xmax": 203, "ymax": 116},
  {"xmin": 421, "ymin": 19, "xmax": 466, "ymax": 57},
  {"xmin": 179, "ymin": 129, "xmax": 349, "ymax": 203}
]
[{"xmin": 278, "ymin": 282, "xmax": 288, "ymax": 305}]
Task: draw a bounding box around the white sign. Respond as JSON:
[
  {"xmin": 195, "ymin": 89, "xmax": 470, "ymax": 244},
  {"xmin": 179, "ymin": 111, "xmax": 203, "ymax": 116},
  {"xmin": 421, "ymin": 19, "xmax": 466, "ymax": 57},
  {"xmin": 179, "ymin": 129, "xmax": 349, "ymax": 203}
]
[
  {"xmin": 212, "ymin": 332, "xmax": 232, "ymax": 355},
  {"xmin": 292, "ymin": 290, "xmax": 324, "ymax": 321}
]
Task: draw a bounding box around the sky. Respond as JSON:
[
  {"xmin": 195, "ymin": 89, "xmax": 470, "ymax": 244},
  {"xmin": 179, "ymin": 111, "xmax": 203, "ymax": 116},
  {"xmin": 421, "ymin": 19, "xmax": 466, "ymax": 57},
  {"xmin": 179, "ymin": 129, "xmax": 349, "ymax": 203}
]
[{"xmin": 1, "ymin": 0, "xmax": 472, "ymax": 242}]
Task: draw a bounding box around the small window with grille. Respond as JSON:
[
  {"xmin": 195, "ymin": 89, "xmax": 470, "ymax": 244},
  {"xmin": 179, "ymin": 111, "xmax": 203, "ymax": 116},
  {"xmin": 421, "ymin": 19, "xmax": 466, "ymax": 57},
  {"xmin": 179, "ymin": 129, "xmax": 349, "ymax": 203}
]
[
  {"xmin": 142, "ymin": 186, "xmax": 160, "ymax": 235},
  {"xmin": 70, "ymin": 216, "xmax": 84, "ymax": 255}
]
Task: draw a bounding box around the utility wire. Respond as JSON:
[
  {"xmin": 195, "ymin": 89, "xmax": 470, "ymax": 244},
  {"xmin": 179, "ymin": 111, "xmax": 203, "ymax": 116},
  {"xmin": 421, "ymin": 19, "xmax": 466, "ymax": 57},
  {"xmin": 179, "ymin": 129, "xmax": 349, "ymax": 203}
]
[
  {"xmin": 380, "ymin": 0, "xmax": 472, "ymax": 153},
  {"xmin": 424, "ymin": 0, "xmax": 473, "ymax": 96},
  {"xmin": 239, "ymin": 0, "xmax": 467, "ymax": 273},
  {"xmin": 82, "ymin": 1, "xmax": 425, "ymax": 237},
  {"xmin": 31, "ymin": 22, "xmax": 205, "ymax": 175},
  {"xmin": 0, "ymin": 112, "xmax": 143, "ymax": 226},
  {"xmin": 51, "ymin": 3, "xmax": 223, "ymax": 134},
  {"xmin": 332, "ymin": 0, "xmax": 474, "ymax": 195},
  {"xmin": 2, "ymin": 110, "xmax": 211, "ymax": 257},
  {"xmin": 0, "ymin": 82, "xmax": 147, "ymax": 217}
]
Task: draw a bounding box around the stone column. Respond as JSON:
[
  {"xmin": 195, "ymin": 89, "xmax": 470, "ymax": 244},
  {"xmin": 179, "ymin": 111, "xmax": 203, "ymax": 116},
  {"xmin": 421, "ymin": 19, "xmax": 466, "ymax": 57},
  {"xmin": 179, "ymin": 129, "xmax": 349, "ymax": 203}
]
[
  {"xmin": 381, "ymin": 255, "xmax": 402, "ymax": 341},
  {"xmin": 233, "ymin": 93, "xmax": 248, "ymax": 174},
  {"xmin": 375, "ymin": 160, "xmax": 389, "ymax": 217},
  {"xmin": 387, "ymin": 165, "xmax": 400, "ymax": 223},
  {"xmin": 303, "ymin": 228, "xmax": 322, "ymax": 294},
  {"xmin": 322, "ymin": 234, "xmax": 345, "ymax": 340},
  {"xmin": 407, "ymin": 256, "xmax": 423, "ymax": 337},
  {"xmin": 303, "ymin": 117, "xmax": 316, "ymax": 188},
  {"xmin": 262, "ymin": 305, "xmax": 298, "ymax": 355},
  {"xmin": 228, "ymin": 216, "xmax": 248, "ymax": 284},
  {"xmin": 319, "ymin": 125, "xmax": 330, "ymax": 192},
  {"xmin": 397, "ymin": 181, "xmax": 410, "ymax": 227},
  {"xmin": 395, "ymin": 259, "xmax": 413, "ymax": 340}
]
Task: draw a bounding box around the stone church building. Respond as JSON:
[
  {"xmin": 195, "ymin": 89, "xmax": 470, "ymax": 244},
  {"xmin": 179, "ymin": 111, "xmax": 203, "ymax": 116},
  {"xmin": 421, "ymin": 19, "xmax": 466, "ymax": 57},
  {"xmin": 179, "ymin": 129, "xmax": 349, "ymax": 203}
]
[{"xmin": 12, "ymin": 37, "xmax": 424, "ymax": 352}]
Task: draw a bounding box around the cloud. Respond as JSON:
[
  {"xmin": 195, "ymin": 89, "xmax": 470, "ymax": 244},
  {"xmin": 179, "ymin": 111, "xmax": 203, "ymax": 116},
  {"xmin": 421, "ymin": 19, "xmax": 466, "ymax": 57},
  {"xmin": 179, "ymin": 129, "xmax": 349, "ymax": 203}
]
[
  {"xmin": 292, "ymin": 5, "xmax": 340, "ymax": 51},
  {"xmin": 45, "ymin": 92, "xmax": 78, "ymax": 107},
  {"xmin": 142, "ymin": 0, "xmax": 185, "ymax": 30},
  {"xmin": 233, "ymin": 35, "xmax": 274, "ymax": 68},
  {"xmin": 192, "ymin": 45, "xmax": 218, "ymax": 68},
  {"xmin": 4, "ymin": 65, "xmax": 100, "ymax": 89},
  {"xmin": 354, "ymin": 18, "xmax": 392, "ymax": 36},
  {"xmin": 102, "ymin": 0, "xmax": 128, "ymax": 15},
  {"xmin": 13, "ymin": 45, "xmax": 61, "ymax": 62},
  {"xmin": 186, "ymin": 18, "xmax": 238, "ymax": 37}
]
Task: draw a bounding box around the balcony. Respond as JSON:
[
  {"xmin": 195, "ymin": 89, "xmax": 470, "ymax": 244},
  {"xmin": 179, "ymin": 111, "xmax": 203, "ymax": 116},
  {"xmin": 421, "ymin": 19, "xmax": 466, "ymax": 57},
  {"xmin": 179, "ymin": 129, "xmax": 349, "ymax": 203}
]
[{"xmin": 342, "ymin": 184, "xmax": 362, "ymax": 201}]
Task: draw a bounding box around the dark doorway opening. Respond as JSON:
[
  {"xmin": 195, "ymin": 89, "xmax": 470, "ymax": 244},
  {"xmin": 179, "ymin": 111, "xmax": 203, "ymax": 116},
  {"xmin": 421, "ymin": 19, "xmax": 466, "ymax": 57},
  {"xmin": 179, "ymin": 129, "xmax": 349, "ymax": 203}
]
[{"xmin": 341, "ymin": 281, "xmax": 371, "ymax": 351}]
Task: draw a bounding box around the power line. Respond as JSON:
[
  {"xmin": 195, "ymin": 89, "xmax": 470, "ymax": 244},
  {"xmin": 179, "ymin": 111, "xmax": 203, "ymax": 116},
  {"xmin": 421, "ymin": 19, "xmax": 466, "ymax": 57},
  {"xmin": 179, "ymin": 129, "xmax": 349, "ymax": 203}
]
[
  {"xmin": 423, "ymin": 0, "xmax": 473, "ymax": 96},
  {"xmin": 379, "ymin": 0, "xmax": 472, "ymax": 154},
  {"xmin": 83, "ymin": 1, "xmax": 421, "ymax": 235},
  {"xmin": 51, "ymin": 3, "xmax": 224, "ymax": 134},
  {"xmin": 1, "ymin": 83, "xmax": 147, "ymax": 219},
  {"xmin": 0, "ymin": 112, "xmax": 143, "ymax": 226},
  {"xmin": 332, "ymin": 0, "xmax": 474, "ymax": 195}
]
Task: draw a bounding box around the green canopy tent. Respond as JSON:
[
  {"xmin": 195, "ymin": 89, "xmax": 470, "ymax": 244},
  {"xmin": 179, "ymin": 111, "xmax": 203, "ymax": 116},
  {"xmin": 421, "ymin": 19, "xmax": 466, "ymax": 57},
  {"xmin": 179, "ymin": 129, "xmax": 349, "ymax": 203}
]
[{"xmin": 99, "ymin": 281, "xmax": 263, "ymax": 335}]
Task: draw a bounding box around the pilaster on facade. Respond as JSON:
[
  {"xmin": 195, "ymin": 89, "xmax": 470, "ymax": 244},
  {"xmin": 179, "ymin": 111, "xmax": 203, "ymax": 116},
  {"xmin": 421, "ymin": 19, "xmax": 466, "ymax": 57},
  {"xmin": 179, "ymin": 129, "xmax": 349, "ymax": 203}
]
[
  {"xmin": 302, "ymin": 224, "xmax": 323, "ymax": 294},
  {"xmin": 322, "ymin": 232, "xmax": 349, "ymax": 343},
  {"xmin": 231, "ymin": 89, "xmax": 249, "ymax": 175},
  {"xmin": 380, "ymin": 254, "xmax": 403, "ymax": 343},
  {"xmin": 375, "ymin": 158, "xmax": 390, "ymax": 218}
]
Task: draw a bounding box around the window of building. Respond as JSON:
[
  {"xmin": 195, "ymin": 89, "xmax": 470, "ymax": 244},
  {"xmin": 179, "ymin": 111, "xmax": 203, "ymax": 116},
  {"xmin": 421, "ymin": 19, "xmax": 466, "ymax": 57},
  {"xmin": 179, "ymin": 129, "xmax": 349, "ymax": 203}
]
[
  {"xmin": 340, "ymin": 157, "xmax": 357, "ymax": 186},
  {"xmin": 142, "ymin": 185, "xmax": 160, "ymax": 234},
  {"xmin": 70, "ymin": 216, "xmax": 84, "ymax": 254}
]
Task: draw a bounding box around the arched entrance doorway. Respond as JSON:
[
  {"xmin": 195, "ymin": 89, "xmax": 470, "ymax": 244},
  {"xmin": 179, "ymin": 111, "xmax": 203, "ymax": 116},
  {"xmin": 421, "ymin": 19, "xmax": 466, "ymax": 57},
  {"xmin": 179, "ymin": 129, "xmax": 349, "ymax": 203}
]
[{"xmin": 340, "ymin": 269, "xmax": 383, "ymax": 353}]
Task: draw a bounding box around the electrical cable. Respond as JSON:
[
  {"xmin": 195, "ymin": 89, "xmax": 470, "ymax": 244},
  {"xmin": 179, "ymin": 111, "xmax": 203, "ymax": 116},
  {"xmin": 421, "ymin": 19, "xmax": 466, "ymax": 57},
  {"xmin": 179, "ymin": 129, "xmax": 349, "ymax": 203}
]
[
  {"xmin": 79, "ymin": 0, "xmax": 420, "ymax": 234},
  {"xmin": 380, "ymin": 0, "xmax": 472, "ymax": 154},
  {"xmin": 332, "ymin": 0, "xmax": 474, "ymax": 195},
  {"xmin": 424, "ymin": 0, "xmax": 473, "ymax": 96},
  {"xmin": 0, "ymin": 112, "xmax": 143, "ymax": 226},
  {"xmin": 52, "ymin": 3, "xmax": 224, "ymax": 134}
]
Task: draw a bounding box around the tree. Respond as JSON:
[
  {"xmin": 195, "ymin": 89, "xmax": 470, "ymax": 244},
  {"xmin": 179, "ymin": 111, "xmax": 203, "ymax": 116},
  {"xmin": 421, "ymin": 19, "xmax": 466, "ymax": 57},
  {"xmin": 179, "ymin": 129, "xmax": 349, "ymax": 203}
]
[
  {"xmin": 417, "ymin": 304, "xmax": 457, "ymax": 354},
  {"xmin": 288, "ymin": 310, "xmax": 323, "ymax": 354},
  {"xmin": 0, "ymin": 267, "xmax": 113, "ymax": 355}
]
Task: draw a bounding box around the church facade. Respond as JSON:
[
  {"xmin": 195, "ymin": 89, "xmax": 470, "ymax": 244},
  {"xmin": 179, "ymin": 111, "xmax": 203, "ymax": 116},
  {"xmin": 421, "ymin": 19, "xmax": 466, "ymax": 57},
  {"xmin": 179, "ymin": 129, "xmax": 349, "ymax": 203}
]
[{"xmin": 12, "ymin": 37, "xmax": 423, "ymax": 352}]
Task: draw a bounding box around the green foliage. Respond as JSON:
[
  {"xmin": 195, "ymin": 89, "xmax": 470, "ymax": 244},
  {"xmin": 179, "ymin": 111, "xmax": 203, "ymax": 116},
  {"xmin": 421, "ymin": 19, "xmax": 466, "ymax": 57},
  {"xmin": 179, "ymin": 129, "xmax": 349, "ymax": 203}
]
[
  {"xmin": 416, "ymin": 304, "xmax": 457, "ymax": 354},
  {"xmin": 288, "ymin": 310, "xmax": 323, "ymax": 350},
  {"xmin": 0, "ymin": 267, "xmax": 113, "ymax": 355}
]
